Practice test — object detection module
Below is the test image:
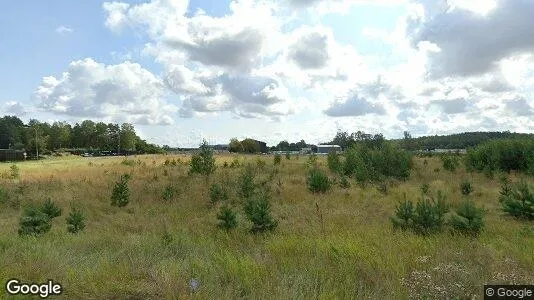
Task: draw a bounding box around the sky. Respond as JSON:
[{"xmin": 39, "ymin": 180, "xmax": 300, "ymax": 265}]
[{"xmin": 1, "ymin": 0, "xmax": 534, "ymax": 147}]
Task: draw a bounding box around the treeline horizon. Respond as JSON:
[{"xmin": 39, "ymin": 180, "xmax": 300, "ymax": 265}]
[{"xmin": 2, "ymin": 115, "xmax": 534, "ymax": 154}]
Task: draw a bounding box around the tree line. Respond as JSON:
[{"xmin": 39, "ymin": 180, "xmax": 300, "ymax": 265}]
[{"xmin": 0, "ymin": 115, "xmax": 162, "ymax": 156}]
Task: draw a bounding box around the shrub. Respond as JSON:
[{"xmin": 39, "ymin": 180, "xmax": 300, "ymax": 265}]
[
  {"xmin": 18, "ymin": 205, "xmax": 52, "ymax": 236},
  {"xmin": 420, "ymin": 183, "xmax": 430, "ymax": 195},
  {"xmin": 223, "ymin": 161, "xmax": 229, "ymax": 168},
  {"xmin": 307, "ymin": 167, "xmax": 331, "ymax": 194},
  {"xmin": 499, "ymin": 179, "xmax": 534, "ymax": 220},
  {"xmin": 209, "ymin": 183, "xmax": 229, "ymax": 204},
  {"xmin": 391, "ymin": 196, "xmax": 414, "ymax": 231},
  {"xmin": 41, "ymin": 198, "xmax": 62, "ymax": 219},
  {"xmin": 243, "ymin": 194, "xmax": 277, "ymax": 233},
  {"xmin": 466, "ymin": 139, "xmax": 534, "ymax": 174},
  {"xmin": 111, "ymin": 174, "xmax": 130, "ymax": 207},
  {"xmin": 449, "ymin": 200, "xmax": 484, "ymax": 235},
  {"xmin": 392, "ymin": 191, "xmax": 449, "ymax": 235},
  {"xmin": 189, "ymin": 140, "xmax": 216, "ymax": 176},
  {"xmin": 285, "ymin": 152, "xmax": 290, "ymax": 160},
  {"xmin": 274, "ymin": 154, "xmax": 281, "ymax": 165},
  {"xmin": 441, "ymin": 154, "xmax": 459, "ymax": 172},
  {"xmin": 238, "ymin": 164, "xmax": 256, "ymax": 199},
  {"xmin": 327, "ymin": 150, "xmax": 343, "ymax": 175},
  {"xmin": 412, "ymin": 191, "xmax": 449, "ymax": 234},
  {"xmin": 66, "ymin": 208, "xmax": 86, "ymax": 233},
  {"xmin": 339, "ymin": 176, "xmax": 350, "ymax": 189},
  {"xmin": 162, "ymin": 185, "xmax": 176, "ymax": 201},
  {"xmin": 217, "ymin": 205, "xmax": 238, "ymax": 231},
  {"xmin": 460, "ymin": 180, "xmax": 473, "ymax": 196},
  {"xmin": 10, "ymin": 164, "xmax": 20, "ymax": 179},
  {"xmin": 343, "ymin": 143, "xmax": 412, "ymax": 183}
]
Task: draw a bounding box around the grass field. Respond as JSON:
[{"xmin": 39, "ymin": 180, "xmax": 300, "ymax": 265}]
[{"xmin": 0, "ymin": 154, "xmax": 533, "ymax": 299}]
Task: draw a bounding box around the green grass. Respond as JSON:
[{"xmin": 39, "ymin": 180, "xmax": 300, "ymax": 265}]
[{"xmin": 0, "ymin": 155, "xmax": 533, "ymax": 299}]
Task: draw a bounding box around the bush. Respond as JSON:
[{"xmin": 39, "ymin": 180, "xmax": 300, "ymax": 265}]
[
  {"xmin": 189, "ymin": 140, "xmax": 216, "ymax": 176},
  {"xmin": 391, "ymin": 195, "xmax": 414, "ymax": 231},
  {"xmin": 41, "ymin": 198, "xmax": 62, "ymax": 219},
  {"xmin": 441, "ymin": 154, "xmax": 459, "ymax": 172},
  {"xmin": 209, "ymin": 183, "xmax": 229, "ymax": 204},
  {"xmin": 343, "ymin": 143, "xmax": 412, "ymax": 183},
  {"xmin": 391, "ymin": 191, "xmax": 449, "ymax": 235},
  {"xmin": 223, "ymin": 161, "xmax": 229, "ymax": 168},
  {"xmin": 274, "ymin": 154, "xmax": 281, "ymax": 165},
  {"xmin": 217, "ymin": 205, "xmax": 238, "ymax": 231},
  {"xmin": 111, "ymin": 174, "xmax": 130, "ymax": 207},
  {"xmin": 412, "ymin": 191, "xmax": 449, "ymax": 234},
  {"xmin": 460, "ymin": 180, "xmax": 473, "ymax": 196},
  {"xmin": 18, "ymin": 205, "xmax": 52, "ymax": 236},
  {"xmin": 256, "ymin": 158, "xmax": 266, "ymax": 170},
  {"xmin": 499, "ymin": 179, "xmax": 534, "ymax": 220},
  {"xmin": 307, "ymin": 167, "xmax": 331, "ymax": 194},
  {"xmin": 162, "ymin": 185, "xmax": 176, "ymax": 201},
  {"xmin": 66, "ymin": 208, "xmax": 86, "ymax": 233},
  {"xmin": 243, "ymin": 194, "xmax": 277, "ymax": 233},
  {"xmin": 449, "ymin": 200, "xmax": 484, "ymax": 235},
  {"xmin": 327, "ymin": 150, "xmax": 343, "ymax": 175},
  {"xmin": 285, "ymin": 152, "xmax": 290, "ymax": 160},
  {"xmin": 238, "ymin": 164, "xmax": 256, "ymax": 199},
  {"xmin": 466, "ymin": 139, "xmax": 534, "ymax": 174}
]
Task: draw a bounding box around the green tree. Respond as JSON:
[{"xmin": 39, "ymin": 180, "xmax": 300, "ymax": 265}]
[
  {"xmin": 189, "ymin": 140, "xmax": 216, "ymax": 176},
  {"xmin": 120, "ymin": 123, "xmax": 137, "ymax": 151}
]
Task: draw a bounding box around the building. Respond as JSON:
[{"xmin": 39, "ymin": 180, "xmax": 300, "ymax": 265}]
[
  {"xmin": 316, "ymin": 145, "xmax": 341, "ymax": 154},
  {"xmin": 300, "ymin": 147, "xmax": 312, "ymax": 154},
  {"xmin": 0, "ymin": 149, "xmax": 26, "ymax": 161}
]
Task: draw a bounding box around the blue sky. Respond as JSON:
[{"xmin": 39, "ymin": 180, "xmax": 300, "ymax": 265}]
[{"xmin": 2, "ymin": 0, "xmax": 534, "ymax": 147}]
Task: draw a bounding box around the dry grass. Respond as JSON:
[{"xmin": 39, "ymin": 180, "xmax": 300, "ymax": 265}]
[{"xmin": 0, "ymin": 154, "xmax": 533, "ymax": 299}]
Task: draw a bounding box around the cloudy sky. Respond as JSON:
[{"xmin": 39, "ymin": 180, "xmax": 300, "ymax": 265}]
[{"xmin": 2, "ymin": 0, "xmax": 534, "ymax": 147}]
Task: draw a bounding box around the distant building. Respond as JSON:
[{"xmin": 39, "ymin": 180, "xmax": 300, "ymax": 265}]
[
  {"xmin": 0, "ymin": 149, "xmax": 26, "ymax": 161},
  {"xmin": 316, "ymin": 145, "xmax": 341, "ymax": 154},
  {"xmin": 300, "ymin": 147, "xmax": 312, "ymax": 154}
]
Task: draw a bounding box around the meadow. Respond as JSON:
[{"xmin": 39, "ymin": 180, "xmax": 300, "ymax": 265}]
[{"xmin": 0, "ymin": 153, "xmax": 533, "ymax": 299}]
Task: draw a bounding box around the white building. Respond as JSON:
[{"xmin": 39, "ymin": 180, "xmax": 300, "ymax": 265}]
[{"xmin": 317, "ymin": 145, "xmax": 341, "ymax": 154}]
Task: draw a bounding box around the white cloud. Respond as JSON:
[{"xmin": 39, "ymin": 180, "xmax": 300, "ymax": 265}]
[
  {"xmin": 55, "ymin": 25, "xmax": 73, "ymax": 35},
  {"xmin": 35, "ymin": 58, "xmax": 177, "ymax": 125}
]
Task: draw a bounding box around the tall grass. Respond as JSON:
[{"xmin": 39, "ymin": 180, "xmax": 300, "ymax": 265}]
[{"xmin": 0, "ymin": 154, "xmax": 532, "ymax": 298}]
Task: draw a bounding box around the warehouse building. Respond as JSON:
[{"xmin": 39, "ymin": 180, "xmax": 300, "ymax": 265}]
[{"xmin": 316, "ymin": 145, "xmax": 341, "ymax": 154}]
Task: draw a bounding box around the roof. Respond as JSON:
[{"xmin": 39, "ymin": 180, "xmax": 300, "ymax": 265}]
[{"xmin": 317, "ymin": 144, "xmax": 341, "ymax": 148}]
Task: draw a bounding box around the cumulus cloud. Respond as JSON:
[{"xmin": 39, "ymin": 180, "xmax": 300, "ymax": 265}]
[
  {"xmin": 55, "ymin": 25, "xmax": 73, "ymax": 35},
  {"xmin": 431, "ymin": 98, "xmax": 469, "ymax": 114},
  {"xmin": 288, "ymin": 31, "xmax": 329, "ymax": 69},
  {"xmin": 4, "ymin": 101, "xmax": 27, "ymax": 116},
  {"xmin": 35, "ymin": 58, "xmax": 177, "ymax": 125},
  {"xmin": 325, "ymin": 94, "xmax": 386, "ymax": 117},
  {"xmin": 505, "ymin": 98, "xmax": 534, "ymax": 116},
  {"xmin": 407, "ymin": 0, "xmax": 534, "ymax": 79}
]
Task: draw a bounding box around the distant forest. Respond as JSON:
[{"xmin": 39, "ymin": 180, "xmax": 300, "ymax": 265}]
[
  {"xmin": 2, "ymin": 115, "xmax": 534, "ymax": 155},
  {"xmin": 0, "ymin": 115, "xmax": 163, "ymax": 156}
]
